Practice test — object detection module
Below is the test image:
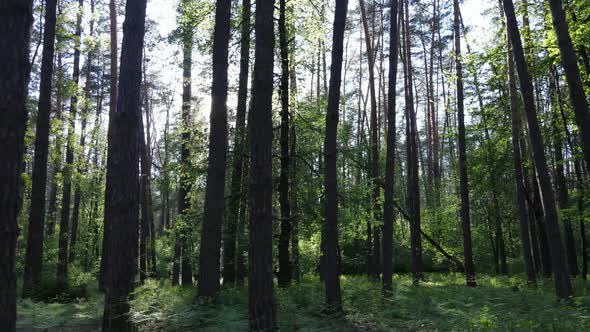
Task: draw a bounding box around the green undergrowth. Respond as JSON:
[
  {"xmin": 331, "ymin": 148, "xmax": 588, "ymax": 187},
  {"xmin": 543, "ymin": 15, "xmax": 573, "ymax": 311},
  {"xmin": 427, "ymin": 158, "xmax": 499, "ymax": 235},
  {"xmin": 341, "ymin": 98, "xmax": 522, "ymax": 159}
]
[
  {"xmin": 16, "ymin": 274, "xmax": 590, "ymax": 331},
  {"xmin": 130, "ymin": 274, "xmax": 590, "ymax": 331}
]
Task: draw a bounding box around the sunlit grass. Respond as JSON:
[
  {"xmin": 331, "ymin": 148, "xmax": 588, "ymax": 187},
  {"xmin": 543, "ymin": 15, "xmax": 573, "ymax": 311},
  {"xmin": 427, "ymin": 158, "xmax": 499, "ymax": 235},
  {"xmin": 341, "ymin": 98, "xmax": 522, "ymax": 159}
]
[{"xmin": 16, "ymin": 273, "xmax": 590, "ymax": 331}]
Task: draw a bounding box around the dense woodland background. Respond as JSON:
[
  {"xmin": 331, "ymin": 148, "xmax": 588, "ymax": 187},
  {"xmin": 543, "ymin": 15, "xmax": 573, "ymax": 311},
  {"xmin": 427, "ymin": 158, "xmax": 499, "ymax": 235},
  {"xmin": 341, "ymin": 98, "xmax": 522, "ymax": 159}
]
[{"xmin": 2, "ymin": 0, "xmax": 590, "ymax": 330}]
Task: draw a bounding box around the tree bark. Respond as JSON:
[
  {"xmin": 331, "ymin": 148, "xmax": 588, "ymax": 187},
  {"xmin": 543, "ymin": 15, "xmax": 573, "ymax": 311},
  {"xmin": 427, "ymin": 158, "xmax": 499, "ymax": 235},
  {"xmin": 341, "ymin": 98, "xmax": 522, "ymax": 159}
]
[
  {"xmin": 0, "ymin": 1, "xmax": 33, "ymax": 330},
  {"xmin": 453, "ymin": 0, "xmax": 476, "ymax": 287},
  {"xmin": 101, "ymin": 0, "xmax": 147, "ymax": 329},
  {"xmin": 503, "ymin": 0, "xmax": 573, "ymax": 298},
  {"xmin": 249, "ymin": 0, "xmax": 277, "ymax": 328},
  {"xmin": 323, "ymin": 0, "xmax": 348, "ymax": 312},
  {"xmin": 504, "ymin": 7, "xmax": 536, "ymax": 283},
  {"xmin": 548, "ymin": 0, "xmax": 590, "ymax": 173},
  {"xmin": 277, "ymin": 0, "xmax": 291, "ymax": 288},
  {"xmin": 99, "ymin": 0, "xmax": 118, "ymax": 293},
  {"xmin": 382, "ymin": 0, "xmax": 399, "ymax": 294},
  {"xmin": 198, "ymin": 0, "xmax": 231, "ymax": 297},
  {"xmin": 23, "ymin": 0, "xmax": 57, "ymax": 296},
  {"xmin": 223, "ymin": 0, "xmax": 250, "ymax": 287}
]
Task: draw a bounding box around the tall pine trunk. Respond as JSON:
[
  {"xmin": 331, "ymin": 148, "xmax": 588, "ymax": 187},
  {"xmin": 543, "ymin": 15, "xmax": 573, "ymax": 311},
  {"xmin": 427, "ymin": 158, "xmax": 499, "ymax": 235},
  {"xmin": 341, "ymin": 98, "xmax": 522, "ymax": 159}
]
[
  {"xmin": 453, "ymin": 0, "xmax": 476, "ymax": 287},
  {"xmin": 383, "ymin": 0, "xmax": 399, "ymax": 294},
  {"xmin": 0, "ymin": 2, "xmax": 33, "ymax": 330},
  {"xmin": 249, "ymin": 0, "xmax": 277, "ymax": 328},
  {"xmin": 503, "ymin": 0, "xmax": 572, "ymax": 299},
  {"xmin": 323, "ymin": 0, "xmax": 348, "ymax": 311},
  {"xmin": 198, "ymin": 0, "xmax": 231, "ymax": 297},
  {"xmin": 223, "ymin": 0, "xmax": 250, "ymax": 287},
  {"xmin": 23, "ymin": 0, "xmax": 57, "ymax": 296},
  {"xmin": 101, "ymin": 0, "xmax": 147, "ymax": 329}
]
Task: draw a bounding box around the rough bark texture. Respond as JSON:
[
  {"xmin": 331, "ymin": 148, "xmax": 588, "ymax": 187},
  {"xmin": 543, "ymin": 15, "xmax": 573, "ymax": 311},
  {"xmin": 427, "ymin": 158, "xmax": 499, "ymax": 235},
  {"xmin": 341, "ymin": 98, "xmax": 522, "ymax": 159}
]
[
  {"xmin": 453, "ymin": 0, "xmax": 476, "ymax": 287},
  {"xmin": 223, "ymin": 0, "xmax": 250, "ymax": 287},
  {"xmin": 198, "ymin": 0, "xmax": 231, "ymax": 297},
  {"xmin": 323, "ymin": 0, "xmax": 348, "ymax": 311},
  {"xmin": 0, "ymin": 2, "xmax": 33, "ymax": 330},
  {"xmin": 548, "ymin": 0, "xmax": 590, "ymax": 173},
  {"xmin": 23, "ymin": 0, "xmax": 57, "ymax": 296},
  {"xmin": 101, "ymin": 0, "xmax": 147, "ymax": 329},
  {"xmin": 249, "ymin": 0, "xmax": 277, "ymax": 329},
  {"xmin": 383, "ymin": 0, "xmax": 399, "ymax": 294},
  {"xmin": 503, "ymin": 0, "xmax": 572, "ymax": 299},
  {"xmin": 57, "ymin": 0, "xmax": 83, "ymax": 289}
]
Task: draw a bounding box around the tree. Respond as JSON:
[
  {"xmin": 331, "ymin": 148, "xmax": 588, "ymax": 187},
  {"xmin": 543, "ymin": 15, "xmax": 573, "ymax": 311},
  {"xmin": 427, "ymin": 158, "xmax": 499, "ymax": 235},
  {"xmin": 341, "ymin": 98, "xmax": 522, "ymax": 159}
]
[
  {"xmin": 57, "ymin": 0, "xmax": 84, "ymax": 288},
  {"xmin": 223, "ymin": 0, "xmax": 251, "ymax": 287},
  {"xmin": 359, "ymin": 0, "xmax": 379, "ymax": 279},
  {"xmin": 323, "ymin": 0, "xmax": 348, "ymax": 312},
  {"xmin": 504, "ymin": 2, "xmax": 535, "ymax": 284},
  {"xmin": 383, "ymin": 0, "xmax": 399, "ymax": 294},
  {"xmin": 453, "ymin": 0, "xmax": 476, "ymax": 287},
  {"xmin": 277, "ymin": 0, "xmax": 292, "ymax": 288},
  {"xmin": 101, "ymin": 0, "xmax": 147, "ymax": 329},
  {"xmin": 198, "ymin": 0, "xmax": 231, "ymax": 297},
  {"xmin": 547, "ymin": 0, "xmax": 590, "ymax": 173},
  {"xmin": 503, "ymin": 0, "xmax": 572, "ymax": 299},
  {"xmin": 0, "ymin": 2, "xmax": 33, "ymax": 330},
  {"xmin": 99, "ymin": 0, "xmax": 118, "ymax": 292},
  {"xmin": 248, "ymin": 0, "xmax": 277, "ymax": 328},
  {"xmin": 23, "ymin": 0, "xmax": 58, "ymax": 296}
]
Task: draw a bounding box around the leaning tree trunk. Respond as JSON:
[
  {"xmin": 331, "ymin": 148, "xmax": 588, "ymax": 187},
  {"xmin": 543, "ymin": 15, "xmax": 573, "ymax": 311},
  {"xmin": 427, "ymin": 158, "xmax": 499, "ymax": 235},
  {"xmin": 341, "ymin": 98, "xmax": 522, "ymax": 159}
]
[
  {"xmin": 383, "ymin": 0, "xmax": 399, "ymax": 294},
  {"xmin": 0, "ymin": 2, "xmax": 33, "ymax": 330},
  {"xmin": 198, "ymin": 0, "xmax": 231, "ymax": 297},
  {"xmin": 503, "ymin": 0, "xmax": 572, "ymax": 299},
  {"xmin": 248, "ymin": 0, "xmax": 277, "ymax": 329},
  {"xmin": 504, "ymin": 6, "xmax": 536, "ymax": 284},
  {"xmin": 548, "ymin": 0, "xmax": 590, "ymax": 174},
  {"xmin": 23, "ymin": 0, "xmax": 57, "ymax": 297},
  {"xmin": 101, "ymin": 0, "xmax": 147, "ymax": 329}
]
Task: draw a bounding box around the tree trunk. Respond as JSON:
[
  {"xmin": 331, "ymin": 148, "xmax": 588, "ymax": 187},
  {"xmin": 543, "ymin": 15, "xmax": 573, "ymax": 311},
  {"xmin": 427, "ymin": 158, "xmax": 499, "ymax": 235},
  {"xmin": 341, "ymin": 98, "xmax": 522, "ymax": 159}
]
[
  {"xmin": 548, "ymin": 0, "xmax": 590, "ymax": 173},
  {"xmin": 248, "ymin": 0, "xmax": 277, "ymax": 328},
  {"xmin": 453, "ymin": 0, "xmax": 476, "ymax": 287},
  {"xmin": 359, "ymin": 0, "xmax": 380, "ymax": 281},
  {"xmin": 198, "ymin": 0, "xmax": 231, "ymax": 297},
  {"xmin": 383, "ymin": 0, "xmax": 399, "ymax": 294},
  {"xmin": 0, "ymin": 2, "xmax": 33, "ymax": 330},
  {"xmin": 223, "ymin": 0, "xmax": 250, "ymax": 287},
  {"xmin": 70, "ymin": 0, "xmax": 95, "ymax": 264},
  {"xmin": 177, "ymin": 7, "xmax": 193, "ymax": 287},
  {"xmin": 277, "ymin": 0, "xmax": 292, "ymax": 288},
  {"xmin": 99, "ymin": 0, "xmax": 118, "ymax": 293},
  {"xmin": 503, "ymin": 0, "xmax": 572, "ymax": 299},
  {"xmin": 23, "ymin": 0, "xmax": 57, "ymax": 296},
  {"xmin": 57, "ymin": 0, "xmax": 83, "ymax": 289},
  {"xmin": 323, "ymin": 0, "xmax": 348, "ymax": 312},
  {"xmin": 101, "ymin": 0, "xmax": 147, "ymax": 329}
]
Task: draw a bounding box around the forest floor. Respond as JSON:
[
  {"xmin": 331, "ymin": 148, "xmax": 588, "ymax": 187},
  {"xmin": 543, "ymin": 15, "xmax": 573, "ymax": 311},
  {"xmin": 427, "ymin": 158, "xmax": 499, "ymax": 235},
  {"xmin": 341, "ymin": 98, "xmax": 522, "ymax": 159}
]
[{"xmin": 16, "ymin": 273, "xmax": 590, "ymax": 331}]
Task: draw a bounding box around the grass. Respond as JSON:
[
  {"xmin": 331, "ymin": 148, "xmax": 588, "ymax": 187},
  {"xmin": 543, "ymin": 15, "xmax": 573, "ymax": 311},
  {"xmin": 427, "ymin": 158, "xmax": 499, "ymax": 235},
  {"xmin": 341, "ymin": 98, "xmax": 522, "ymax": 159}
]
[{"xmin": 16, "ymin": 273, "xmax": 590, "ymax": 331}]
